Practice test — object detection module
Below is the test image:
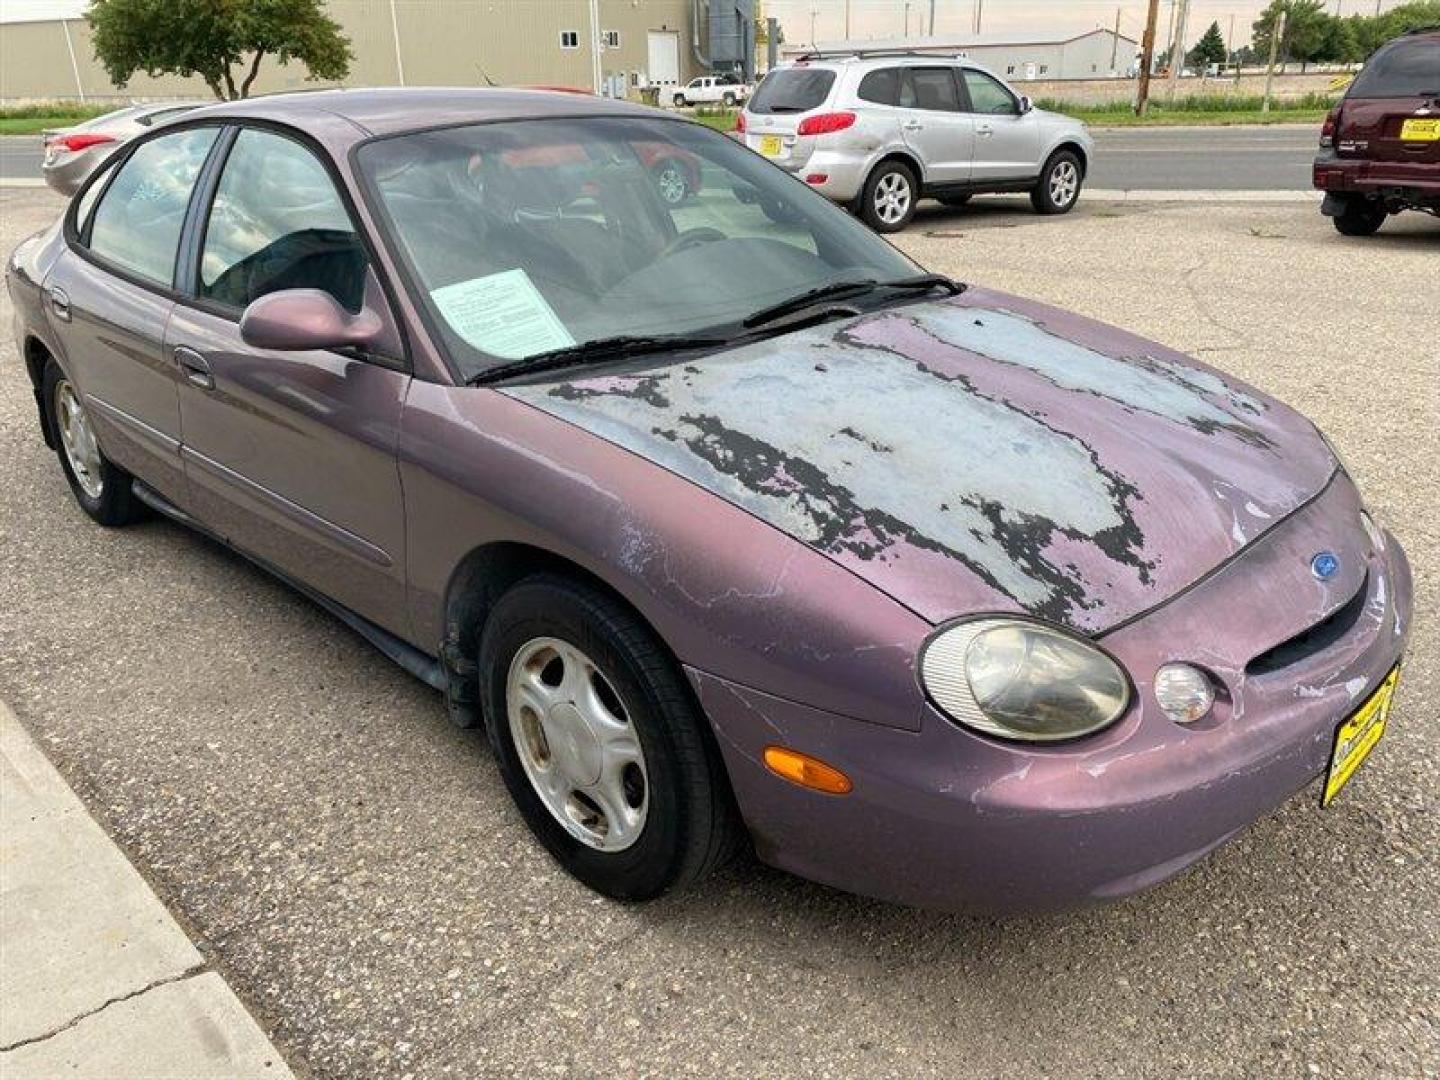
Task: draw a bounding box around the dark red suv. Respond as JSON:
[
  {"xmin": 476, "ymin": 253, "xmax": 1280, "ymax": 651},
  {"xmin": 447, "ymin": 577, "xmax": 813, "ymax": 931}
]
[{"xmin": 1313, "ymin": 27, "xmax": 1440, "ymax": 235}]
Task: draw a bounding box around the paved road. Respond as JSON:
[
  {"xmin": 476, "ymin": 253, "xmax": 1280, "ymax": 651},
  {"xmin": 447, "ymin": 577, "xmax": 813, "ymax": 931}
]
[
  {"xmin": 1086, "ymin": 123, "xmax": 1318, "ymax": 191},
  {"xmin": 2, "ymin": 125, "xmax": 1320, "ymax": 191},
  {"xmin": 2, "ymin": 188, "xmax": 1435, "ymax": 1079}
]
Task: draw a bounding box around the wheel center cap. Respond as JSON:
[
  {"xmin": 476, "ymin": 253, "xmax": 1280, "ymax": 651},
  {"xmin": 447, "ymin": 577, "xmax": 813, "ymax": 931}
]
[{"xmin": 544, "ymin": 703, "xmax": 602, "ymax": 785}]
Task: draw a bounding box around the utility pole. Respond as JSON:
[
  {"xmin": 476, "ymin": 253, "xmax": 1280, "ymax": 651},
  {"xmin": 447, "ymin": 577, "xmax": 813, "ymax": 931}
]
[
  {"xmin": 1230, "ymin": 12, "xmax": 1240, "ymax": 83},
  {"xmin": 1262, "ymin": 9, "xmax": 1286, "ymax": 112},
  {"xmin": 586, "ymin": 0, "xmax": 602, "ymax": 95},
  {"xmin": 904, "ymin": 2, "xmax": 910, "ymax": 38},
  {"xmin": 1136, "ymin": 0, "xmax": 1162, "ymax": 115},
  {"xmin": 975, "ymin": 0, "xmax": 985, "ymax": 35},
  {"xmin": 844, "ymin": 0, "xmax": 850, "ymax": 39},
  {"xmin": 1110, "ymin": 7, "xmax": 1122, "ymax": 74},
  {"xmin": 1165, "ymin": 0, "xmax": 1190, "ymax": 98},
  {"xmin": 810, "ymin": 7, "xmax": 817, "ymax": 47},
  {"xmin": 929, "ymin": 0, "xmax": 936, "ymax": 37}
]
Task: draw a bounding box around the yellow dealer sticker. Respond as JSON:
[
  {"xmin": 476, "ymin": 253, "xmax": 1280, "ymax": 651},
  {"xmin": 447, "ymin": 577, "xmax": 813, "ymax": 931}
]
[
  {"xmin": 1399, "ymin": 118, "xmax": 1440, "ymax": 142},
  {"xmin": 1323, "ymin": 666, "xmax": 1399, "ymax": 807}
]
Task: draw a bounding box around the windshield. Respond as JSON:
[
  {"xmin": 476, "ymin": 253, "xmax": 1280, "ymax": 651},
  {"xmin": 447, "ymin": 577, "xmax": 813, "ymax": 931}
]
[{"xmin": 358, "ymin": 116, "xmax": 917, "ymax": 379}]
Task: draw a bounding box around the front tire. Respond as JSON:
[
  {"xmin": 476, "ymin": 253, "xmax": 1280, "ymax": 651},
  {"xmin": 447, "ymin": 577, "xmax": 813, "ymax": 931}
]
[
  {"xmin": 479, "ymin": 575, "xmax": 740, "ymax": 901},
  {"xmin": 672, "ymin": 93, "xmax": 687, "ymax": 107},
  {"xmin": 1332, "ymin": 197, "xmax": 1387, "ymax": 236},
  {"xmin": 721, "ymin": 92, "xmax": 737, "ymax": 107},
  {"xmin": 860, "ymin": 160, "xmax": 918, "ymax": 233},
  {"xmin": 1031, "ymin": 149, "xmax": 1083, "ymax": 215},
  {"xmin": 42, "ymin": 360, "xmax": 141, "ymax": 526}
]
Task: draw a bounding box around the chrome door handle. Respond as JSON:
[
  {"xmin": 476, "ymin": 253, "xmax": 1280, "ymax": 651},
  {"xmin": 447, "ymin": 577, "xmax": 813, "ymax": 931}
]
[
  {"xmin": 174, "ymin": 346, "xmax": 214, "ymax": 390},
  {"xmin": 47, "ymin": 287, "xmax": 71, "ymax": 322}
]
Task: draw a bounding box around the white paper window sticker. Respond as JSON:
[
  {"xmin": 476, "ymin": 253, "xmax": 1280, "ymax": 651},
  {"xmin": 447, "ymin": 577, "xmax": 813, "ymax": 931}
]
[{"xmin": 430, "ymin": 268, "xmax": 575, "ymax": 359}]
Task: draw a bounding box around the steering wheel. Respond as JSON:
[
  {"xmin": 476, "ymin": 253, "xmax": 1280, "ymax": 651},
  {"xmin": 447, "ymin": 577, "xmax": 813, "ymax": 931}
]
[{"xmin": 658, "ymin": 227, "xmax": 726, "ymax": 260}]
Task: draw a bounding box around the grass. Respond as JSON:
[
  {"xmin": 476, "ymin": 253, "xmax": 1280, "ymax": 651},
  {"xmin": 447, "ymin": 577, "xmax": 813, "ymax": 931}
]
[
  {"xmin": 0, "ymin": 103, "xmax": 115, "ymax": 136},
  {"xmin": 682, "ymin": 92, "xmax": 1336, "ymax": 132},
  {"xmin": 1035, "ymin": 92, "xmax": 1337, "ymax": 127}
]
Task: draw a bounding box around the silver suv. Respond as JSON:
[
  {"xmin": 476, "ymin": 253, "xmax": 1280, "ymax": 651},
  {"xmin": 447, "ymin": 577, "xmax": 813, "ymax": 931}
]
[{"xmin": 737, "ymin": 53, "xmax": 1095, "ymax": 232}]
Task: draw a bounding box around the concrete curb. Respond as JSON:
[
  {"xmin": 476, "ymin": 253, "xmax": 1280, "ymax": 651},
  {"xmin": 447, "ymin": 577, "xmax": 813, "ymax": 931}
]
[
  {"xmin": 1085, "ymin": 188, "xmax": 1322, "ymax": 203},
  {"xmin": 0, "ymin": 703, "xmax": 295, "ymax": 1079},
  {"xmin": 0, "ymin": 179, "xmax": 47, "ymax": 189}
]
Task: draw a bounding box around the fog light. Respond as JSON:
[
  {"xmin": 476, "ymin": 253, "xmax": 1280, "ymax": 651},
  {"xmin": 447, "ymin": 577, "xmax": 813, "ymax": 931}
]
[
  {"xmin": 1154, "ymin": 664, "xmax": 1214, "ymax": 724},
  {"xmin": 1360, "ymin": 510, "xmax": 1385, "ymax": 553}
]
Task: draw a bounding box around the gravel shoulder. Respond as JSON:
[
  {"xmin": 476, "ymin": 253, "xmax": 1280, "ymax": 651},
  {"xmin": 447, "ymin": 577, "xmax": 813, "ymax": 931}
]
[{"xmin": 2, "ymin": 188, "xmax": 1436, "ymax": 1078}]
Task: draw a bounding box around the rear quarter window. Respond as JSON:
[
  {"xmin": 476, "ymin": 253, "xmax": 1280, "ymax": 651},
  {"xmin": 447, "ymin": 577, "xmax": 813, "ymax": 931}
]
[
  {"xmin": 749, "ymin": 68, "xmax": 837, "ymax": 113},
  {"xmin": 1348, "ymin": 38, "xmax": 1440, "ymax": 98},
  {"xmin": 857, "ymin": 68, "xmax": 901, "ymax": 106}
]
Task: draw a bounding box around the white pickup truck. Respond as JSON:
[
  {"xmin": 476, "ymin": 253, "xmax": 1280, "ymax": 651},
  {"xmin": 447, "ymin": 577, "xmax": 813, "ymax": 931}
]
[{"xmin": 672, "ymin": 74, "xmax": 752, "ymax": 108}]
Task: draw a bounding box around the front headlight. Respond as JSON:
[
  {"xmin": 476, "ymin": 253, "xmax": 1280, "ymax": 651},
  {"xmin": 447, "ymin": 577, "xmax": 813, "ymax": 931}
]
[{"xmin": 920, "ymin": 618, "xmax": 1130, "ymax": 742}]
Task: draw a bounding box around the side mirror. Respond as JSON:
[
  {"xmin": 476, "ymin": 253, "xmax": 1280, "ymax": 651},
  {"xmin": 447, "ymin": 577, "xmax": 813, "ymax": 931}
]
[
  {"xmin": 1018, "ymin": 95, "xmax": 1034, "ymax": 115},
  {"xmin": 239, "ymin": 289, "xmax": 385, "ymax": 353}
]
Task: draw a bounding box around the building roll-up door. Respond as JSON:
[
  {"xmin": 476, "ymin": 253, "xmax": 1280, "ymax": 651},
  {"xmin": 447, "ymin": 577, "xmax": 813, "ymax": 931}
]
[{"xmin": 647, "ymin": 30, "xmax": 680, "ymax": 86}]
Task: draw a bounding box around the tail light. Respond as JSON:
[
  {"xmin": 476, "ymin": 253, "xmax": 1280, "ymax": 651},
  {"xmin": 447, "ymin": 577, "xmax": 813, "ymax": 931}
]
[
  {"xmin": 1319, "ymin": 106, "xmax": 1342, "ymax": 149},
  {"xmin": 733, "ymin": 111, "xmax": 746, "ymax": 134},
  {"xmin": 796, "ymin": 111, "xmax": 856, "ymax": 137},
  {"xmin": 47, "ymin": 132, "xmax": 116, "ymax": 153}
]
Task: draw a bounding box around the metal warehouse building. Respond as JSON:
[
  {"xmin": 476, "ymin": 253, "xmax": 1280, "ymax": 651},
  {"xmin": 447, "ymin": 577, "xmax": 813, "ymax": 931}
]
[
  {"xmin": 782, "ymin": 29, "xmax": 1139, "ymax": 81},
  {"xmin": 0, "ymin": 0, "xmax": 757, "ymax": 102}
]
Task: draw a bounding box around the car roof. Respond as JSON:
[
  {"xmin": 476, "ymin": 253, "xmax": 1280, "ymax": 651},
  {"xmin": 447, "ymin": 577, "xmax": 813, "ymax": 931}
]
[{"xmin": 182, "ymin": 86, "xmax": 661, "ymax": 138}]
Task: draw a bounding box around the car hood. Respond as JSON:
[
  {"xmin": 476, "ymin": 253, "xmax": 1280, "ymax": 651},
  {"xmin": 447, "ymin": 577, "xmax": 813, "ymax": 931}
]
[{"xmin": 502, "ymin": 289, "xmax": 1336, "ymax": 633}]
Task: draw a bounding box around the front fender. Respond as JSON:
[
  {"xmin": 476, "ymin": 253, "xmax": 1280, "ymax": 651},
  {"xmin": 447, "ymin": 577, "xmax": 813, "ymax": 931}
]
[{"xmin": 398, "ymin": 382, "xmax": 932, "ymax": 731}]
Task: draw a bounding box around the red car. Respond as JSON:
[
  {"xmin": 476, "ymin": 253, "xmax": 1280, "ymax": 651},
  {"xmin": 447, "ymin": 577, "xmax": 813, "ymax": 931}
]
[{"xmin": 1314, "ymin": 27, "xmax": 1440, "ymax": 235}]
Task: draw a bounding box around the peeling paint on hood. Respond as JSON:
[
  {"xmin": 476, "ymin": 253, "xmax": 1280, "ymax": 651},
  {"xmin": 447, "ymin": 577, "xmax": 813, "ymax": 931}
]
[{"xmin": 503, "ymin": 288, "xmax": 1335, "ymax": 632}]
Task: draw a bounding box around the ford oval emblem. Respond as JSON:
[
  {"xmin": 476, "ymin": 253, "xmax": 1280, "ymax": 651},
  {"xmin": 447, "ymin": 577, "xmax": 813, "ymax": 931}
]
[{"xmin": 1311, "ymin": 552, "xmax": 1340, "ymax": 581}]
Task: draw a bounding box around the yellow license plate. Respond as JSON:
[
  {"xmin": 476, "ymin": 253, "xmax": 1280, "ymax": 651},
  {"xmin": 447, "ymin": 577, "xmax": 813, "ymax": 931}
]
[
  {"xmin": 1322, "ymin": 665, "xmax": 1399, "ymax": 807},
  {"xmin": 1399, "ymin": 118, "xmax": 1440, "ymax": 142},
  {"xmin": 759, "ymin": 135, "xmax": 782, "ymax": 157}
]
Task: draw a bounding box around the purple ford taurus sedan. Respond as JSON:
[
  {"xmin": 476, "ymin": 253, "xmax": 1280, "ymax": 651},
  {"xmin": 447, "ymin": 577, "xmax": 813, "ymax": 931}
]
[{"xmin": 6, "ymin": 89, "xmax": 1412, "ymax": 913}]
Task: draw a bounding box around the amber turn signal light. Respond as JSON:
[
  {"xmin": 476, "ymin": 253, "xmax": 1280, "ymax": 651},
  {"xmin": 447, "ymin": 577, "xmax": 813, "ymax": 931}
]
[{"xmin": 763, "ymin": 746, "xmax": 852, "ymax": 795}]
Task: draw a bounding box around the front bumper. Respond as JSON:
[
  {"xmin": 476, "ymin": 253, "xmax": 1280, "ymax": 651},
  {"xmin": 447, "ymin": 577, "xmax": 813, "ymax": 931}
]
[{"xmin": 692, "ymin": 479, "xmax": 1413, "ymax": 914}]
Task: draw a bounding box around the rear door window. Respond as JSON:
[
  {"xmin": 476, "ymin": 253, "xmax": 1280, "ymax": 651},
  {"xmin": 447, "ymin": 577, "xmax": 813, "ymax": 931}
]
[
  {"xmin": 1348, "ymin": 39, "xmax": 1440, "ymax": 98},
  {"xmin": 749, "ymin": 68, "xmax": 837, "ymax": 113},
  {"xmin": 86, "ymin": 126, "xmax": 218, "ymax": 287},
  {"xmin": 904, "ymin": 68, "xmax": 962, "ymax": 112},
  {"xmin": 857, "ymin": 67, "xmax": 902, "ymax": 106}
]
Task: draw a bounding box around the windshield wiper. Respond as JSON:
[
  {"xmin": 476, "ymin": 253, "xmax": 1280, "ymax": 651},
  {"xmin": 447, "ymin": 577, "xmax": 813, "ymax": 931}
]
[
  {"xmin": 741, "ymin": 273, "xmax": 964, "ymax": 330},
  {"xmin": 469, "ymin": 333, "xmax": 730, "ymax": 385}
]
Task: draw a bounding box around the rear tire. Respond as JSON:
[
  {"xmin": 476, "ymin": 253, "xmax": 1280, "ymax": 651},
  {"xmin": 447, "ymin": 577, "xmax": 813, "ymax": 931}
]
[
  {"xmin": 1332, "ymin": 197, "xmax": 1387, "ymax": 236},
  {"xmin": 860, "ymin": 160, "xmax": 918, "ymax": 233},
  {"xmin": 1030, "ymin": 149, "xmax": 1083, "ymax": 215},
  {"xmin": 41, "ymin": 360, "xmax": 142, "ymax": 527},
  {"xmin": 479, "ymin": 574, "xmax": 740, "ymax": 901},
  {"xmin": 722, "ymin": 92, "xmax": 737, "ymax": 107},
  {"xmin": 672, "ymin": 93, "xmax": 687, "ymax": 107}
]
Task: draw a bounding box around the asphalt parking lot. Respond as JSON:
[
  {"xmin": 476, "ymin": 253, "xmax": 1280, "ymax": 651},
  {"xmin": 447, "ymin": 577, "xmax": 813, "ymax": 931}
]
[{"xmin": 1, "ymin": 187, "xmax": 1436, "ymax": 1078}]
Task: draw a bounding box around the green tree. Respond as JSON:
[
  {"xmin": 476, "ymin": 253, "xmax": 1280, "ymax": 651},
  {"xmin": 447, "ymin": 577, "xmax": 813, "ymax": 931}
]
[
  {"xmin": 1187, "ymin": 21, "xmax": 1228, "ymax": 67},
  {"xmin": 1348, "ymin": 1, "xmax": 1440, "ymax": 56},
  {"xmin": 87, "ymin": 0, "xmax": 353, "ymax": 100},
  {"xmin": 1252, "ymin": 0, "xmax": 1331, "ymax": 66},
  {"xmin": 1318, "ymin": 17, "xmax": 1360, "ymax": 63}
]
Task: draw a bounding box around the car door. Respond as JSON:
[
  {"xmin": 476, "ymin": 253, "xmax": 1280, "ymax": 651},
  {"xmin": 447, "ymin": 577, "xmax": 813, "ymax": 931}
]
[
  {"xmin": 165, "ymin": 125, "xmax": 411, "ymax": 634},
  {"xmin": 896, "ymin": 67, "xmax": 976, "ymax": 186},
  {"xmin": 961, "ymin": 68, "xmax": 1041, "ymax": 183},
  {"xmin": 42, "ymin": 126, "xmax": 221, "ymax": 501}
]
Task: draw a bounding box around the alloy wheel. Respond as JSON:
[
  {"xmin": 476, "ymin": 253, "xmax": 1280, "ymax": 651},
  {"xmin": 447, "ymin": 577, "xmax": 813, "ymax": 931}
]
[
  {"xmin": 654, "ymin": 162, "xmax": 687, "ymax": 205},
  {"xmin": 873, "ymin": 171, "xmax": 912, "ymax": 226},
  {"xmin": 506, "ymin": 637, "xmax": 649, "ymax": 852},
  {"xmin": 54, "ymin": 379, "xmax": 103, "ymax": 499},
  {"xmin": 1049, "ymin": 160, "xmax": 1079, "ymax": 208}
]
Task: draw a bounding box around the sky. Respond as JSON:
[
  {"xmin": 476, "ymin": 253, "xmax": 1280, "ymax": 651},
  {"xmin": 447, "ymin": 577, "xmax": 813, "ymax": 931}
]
[{"xmin": 763, "ymin": 0, "xmax": 1397, "ymax": 49}]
